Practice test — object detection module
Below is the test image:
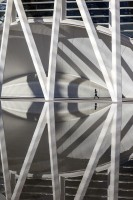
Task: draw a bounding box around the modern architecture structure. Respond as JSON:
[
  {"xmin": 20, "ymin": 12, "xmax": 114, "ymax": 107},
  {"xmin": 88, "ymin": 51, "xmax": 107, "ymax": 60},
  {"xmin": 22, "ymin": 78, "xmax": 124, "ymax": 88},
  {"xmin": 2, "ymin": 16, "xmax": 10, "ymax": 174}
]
[
  {"xmin": 0, "ymin": 0, "xmax": 133, "ymax": 101},
  {"xmin": 0, "ymin": 1, "xmax": 133, "ymax": 200}
]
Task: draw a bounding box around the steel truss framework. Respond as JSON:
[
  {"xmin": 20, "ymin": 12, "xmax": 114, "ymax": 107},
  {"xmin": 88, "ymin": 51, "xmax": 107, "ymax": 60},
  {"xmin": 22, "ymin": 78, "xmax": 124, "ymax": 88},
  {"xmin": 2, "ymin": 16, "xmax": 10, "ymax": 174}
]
[
  {"xmin": 0, "ymin": 0, "xmax": 122, "ymax": 102},
  {"xmin": 0, "ymin": 1, "xmax": 129, "ymax": 200},
  {"xmin": 0, "ymin": 101, "xmax": 122, "ymax": 200}
]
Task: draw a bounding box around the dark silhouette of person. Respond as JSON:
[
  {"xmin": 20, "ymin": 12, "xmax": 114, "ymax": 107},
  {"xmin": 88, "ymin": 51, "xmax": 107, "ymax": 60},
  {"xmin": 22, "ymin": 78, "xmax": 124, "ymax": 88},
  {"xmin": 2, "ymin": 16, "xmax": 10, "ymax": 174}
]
[
  {"xmin": 94, "ymin": 89, "xmax": 99, "ymax": 99},
  {"xmin": 95, "ymin": 103, "xmax": 97, "ymax": 110}
]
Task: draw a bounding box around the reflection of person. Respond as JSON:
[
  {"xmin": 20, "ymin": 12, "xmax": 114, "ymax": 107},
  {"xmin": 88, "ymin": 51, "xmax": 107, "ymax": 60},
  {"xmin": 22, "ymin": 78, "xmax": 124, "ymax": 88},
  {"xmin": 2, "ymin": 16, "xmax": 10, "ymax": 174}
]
[
  {"xmin": 95, "ymin": 103, "xmax": 97, "ymax": 110},
  {"xmin": 94, "ymin": 89, "xmax": 99, "ymax": 99}
]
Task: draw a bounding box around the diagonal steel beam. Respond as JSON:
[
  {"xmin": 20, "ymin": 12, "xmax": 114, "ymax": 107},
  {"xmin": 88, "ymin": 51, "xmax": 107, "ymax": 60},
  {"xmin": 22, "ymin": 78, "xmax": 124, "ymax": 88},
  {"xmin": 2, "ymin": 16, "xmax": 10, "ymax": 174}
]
[
  {"xmin": 108, "ymin": 103, "xmax": 122, "ymax": 200},
  {"xmin": 74, "ymin": 104, "xmax": 115, "ymax": 200},
  {"xmin": 13, "ymin": 0, "xmax": 47, "ymax": 99},
  {"xmin": 47, "ymin": 103, "xmax": 60, "ymax": 200},
  {"xmin": 76, "ymin": 0, "xmax": 115, "ymax": 101},
  {"xmin": 0, "ymin": 0, "xmax": 13, "ymax": 97},
  {"xmin": 11, "ymin": 103, "xmax": 47, "ymax": 200},
  {"xmin": 47, "ymin": 0, "xmax": 62, "ymax": 100},
  {"xmin": 0, "ymin": 102, "xmax": 12, "ymax": 200}
]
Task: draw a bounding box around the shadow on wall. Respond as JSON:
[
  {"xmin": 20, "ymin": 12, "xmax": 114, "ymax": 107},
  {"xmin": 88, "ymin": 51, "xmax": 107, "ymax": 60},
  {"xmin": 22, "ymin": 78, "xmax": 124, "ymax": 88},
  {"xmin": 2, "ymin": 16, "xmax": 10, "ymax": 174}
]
[
  {"xmin": 28, "ymin": 72, "xmax": 109, "ymax": 98},
  {"xmin": 27, "ymin": 73, "xmax": 43, "ymax": 97}
]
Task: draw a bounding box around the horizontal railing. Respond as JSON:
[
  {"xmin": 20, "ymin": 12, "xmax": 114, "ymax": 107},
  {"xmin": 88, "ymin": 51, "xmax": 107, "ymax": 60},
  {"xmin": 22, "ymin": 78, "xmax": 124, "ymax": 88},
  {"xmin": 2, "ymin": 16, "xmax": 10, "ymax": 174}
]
[{"xmin": 0, "ymin": 0, "xmax": 133, "ymax": 37}]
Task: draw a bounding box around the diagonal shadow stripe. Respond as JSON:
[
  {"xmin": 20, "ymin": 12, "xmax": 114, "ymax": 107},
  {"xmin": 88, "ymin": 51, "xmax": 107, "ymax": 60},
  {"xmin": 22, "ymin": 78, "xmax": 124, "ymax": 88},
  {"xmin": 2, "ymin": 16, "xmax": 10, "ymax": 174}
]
[
  {"xmin": 99, "ymin": 115, "xmax": 133, "ymax": 165},
  {"xmin": 60, "ymin": 111, "xmax": 108, "ymax": 157},
  {"xmin": 122, "ymin": 57, "xmax": 133, "ymax": 81},
  {"xmin": 121, "ymin": 115, "xmax": 133, "ymax": 138},
  {"xmin": 57, "ymin": 117, "xmax": 87, "ymax": 148},
  {"xmin": 61, "ymin": 38, "xmax": 104, "ymax": 80},
  {"xmin": 58, "ymin": 48, "xmax": 88, "ymax": 79},
  {"xmin": 98, "ymin": 33, "xmax": 133, "ymax": 82}
]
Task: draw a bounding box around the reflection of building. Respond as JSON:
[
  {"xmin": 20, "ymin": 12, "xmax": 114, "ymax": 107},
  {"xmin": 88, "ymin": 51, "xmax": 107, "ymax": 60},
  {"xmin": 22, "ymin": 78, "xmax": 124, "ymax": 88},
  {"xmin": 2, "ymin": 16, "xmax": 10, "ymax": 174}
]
[{"xmin": 0, "ymin": 101, "xmax": 133, "ymax": 199}]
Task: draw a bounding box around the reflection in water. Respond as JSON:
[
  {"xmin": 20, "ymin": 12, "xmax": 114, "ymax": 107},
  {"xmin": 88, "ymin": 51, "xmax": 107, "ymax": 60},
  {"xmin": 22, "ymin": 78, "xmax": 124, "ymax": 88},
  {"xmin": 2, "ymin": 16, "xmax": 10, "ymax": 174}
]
[
  {"xmin": 95, "ymin": 103, "xmax": 97, "ymax": 110},
  {"xmin": 0, "ymin": 102, "xmax": 11, "ymax": 200},
  {"xmin": 0, "ymin": 101, "xmax": 133, "ymax": 200},
  {"xmin": 74, "ymin": 104, "xmax": 121, "ymax": 200}
]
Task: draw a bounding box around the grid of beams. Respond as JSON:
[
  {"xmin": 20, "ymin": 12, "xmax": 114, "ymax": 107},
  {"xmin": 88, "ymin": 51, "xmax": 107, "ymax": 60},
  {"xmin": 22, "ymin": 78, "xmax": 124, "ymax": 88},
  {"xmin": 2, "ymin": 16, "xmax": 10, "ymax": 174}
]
[{"xmin": 0, "ymin": 0, "xmax": 123, "ymax": 101}]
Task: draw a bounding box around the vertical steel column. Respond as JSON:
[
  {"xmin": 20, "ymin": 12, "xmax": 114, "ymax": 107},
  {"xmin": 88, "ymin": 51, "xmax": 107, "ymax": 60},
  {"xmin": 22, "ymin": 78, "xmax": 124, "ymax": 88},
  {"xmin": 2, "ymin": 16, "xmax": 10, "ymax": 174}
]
[
  {"xmin": 47, "ymin": 103, "xmax": 60, "ymax": 200},
  {"xmin": 0, "ymin": 0, "xmax": 13, "ymax": 96},
  {"xmin": 60, "ymin": 176, "xmax": 65, "ymax": 200},
  {"xmin": 111, "ymin": 0, "xmax": 122, "ymax": 102},
  {"xmin": 76, "ymin": 0, "xmax": 115, "ymax": 101},
  {"xmin": 47, "ymin": 0, "xmax": 62, "ymax": 100},
  {"xmin": 0, "ymin": 102, "xmax": 12, "ymax": 200},
  {"xmin": 13, "ymin": 0, "xmax": 48, "ymax": 99},
  {"xmin": 109, "ymin": 0, "xmax": 112, "ymax": 29},
  {"xmin": 11, "ymin": 2, "xmax": 17, "ymax": 23},
  {"xmin": 108, "ymin": 103, "xmax": 121, "ymax": 200},
  {"xmin": 10, "ymin": 171, "xmax": 17, "ymax": 193},
  {"xmin": 61, "ymin": 0, "xmax": 66, "ymax": 20},
  {"xmin": 11, "ymin": 103, "xmax": 47, "ymax": 200},
  {"xmin": 74, "ymin": 104, "xmax": 115, "ymax": 200}
]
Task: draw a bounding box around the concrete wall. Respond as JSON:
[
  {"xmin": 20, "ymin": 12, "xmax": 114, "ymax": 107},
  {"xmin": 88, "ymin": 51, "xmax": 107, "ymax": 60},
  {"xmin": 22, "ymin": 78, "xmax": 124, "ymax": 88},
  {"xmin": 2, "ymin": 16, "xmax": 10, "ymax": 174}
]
[{"xmin": 0, "ymin": 22, "xmax": 133, "ymax": 98}]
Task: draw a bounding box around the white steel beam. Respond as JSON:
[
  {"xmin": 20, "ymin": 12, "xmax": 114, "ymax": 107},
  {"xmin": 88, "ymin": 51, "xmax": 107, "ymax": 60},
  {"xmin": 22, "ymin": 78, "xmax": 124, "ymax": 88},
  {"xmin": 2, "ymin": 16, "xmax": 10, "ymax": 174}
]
[
  {"xmin": 11, "ymin": 2, "xmax": 17, "ymax": 23},
  {"xmin": 0, "ymin": 103, "xmax": 12, "ymax": 200},
  {"xmin": 74, "ymin": 104, "xmax": 115, "ymax": 200},
  {"xmin": 61, "ymin": 0, "xmax": 66, "ymax": 21},
  {"xmin": 76, "ymin": 0, "xmax": 115, "ymax": 101},
  {"xmin": 47, "ymin": 0, "xmax": 62, "ymax": 100},
  {"xmin": 111, "ymin": 0, "xmax": 122, "ymax": 102},
  {"xmin": 0, "ymin": 0, "xmax": 13, "ymax": 96},
  {"xmin": 10, "ymin": 171, "xmax": 17, "ymax": 193},
  {"xmin": 11, "ymin": 103, "xmax": 47, "ymax": 200},
  {"xmin": 13, "ymin": 0, "xmax": 48, "ymax": 99},
  {"xmin": 60, "ymin": 176, "xmax": 65, "ymax": 200},
  {"xmin": 47, "ymin": 103, "xmax": 60, "ymax": 200},
  {"xmin": 108, "ymin": 103, "xmax": 122, "ymax": 200},
  {"xmin": 109, "ymin": 0, "xmax": 112, "ymax": 29}
]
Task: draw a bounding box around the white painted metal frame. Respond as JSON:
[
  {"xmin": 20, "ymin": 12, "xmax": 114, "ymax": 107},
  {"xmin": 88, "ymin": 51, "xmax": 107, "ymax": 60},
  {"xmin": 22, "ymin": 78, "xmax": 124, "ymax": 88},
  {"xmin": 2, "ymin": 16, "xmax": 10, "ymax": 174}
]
[
  {"xmin": 0, "ymin": 0, "xmax": 122, "ymax": 102},
  {"xmin": 61, "ymin": 0, "xmax": 66, "ymax": 20},
  {"xmin": 109, "ymin": 0, "xmax": 112, "ymax": 29},
  {"xmin": 0, "ymin": 0, "xmax": 13, "ymax": 96},
  {"xmin": 0, "ymin": 101, "xmax": 60, "ymax": 200},
  {"xmin": 74, "ymin": 104, "xmax": 115, "ymax": 200},
  {"xmin": 0, "ymin": 0, "xmax": 48, "ymax": 99},
  {"xmin": 111, "ymin": 0, "xmax": 122, "ymax": 102},
  {"xmin": 47, "ymin": 0, "xmax": 62, "ymax": 100},
  {"xmin": 13, "ymin": 0, "xmax": 48, "ymax": 99},
  {"xmin": 108, "ymin": 103, "xmax": 122, "ymax": 200},
  {"xmin": 60, "ymin": 176, "xmax": 65, "ymax": 200},
  {"xmin": 11, "ymin": 103, "xmax": 47, "ymax": 200},
  {"xmin": 0, "ymin": 102, "xmax": 12, "ymax": 200},
  {"xmin": 76, "ymin": 0, "xmax": 116, "ymax": 101},
  {"xmin": 47, "ymin": 103, "xmax": 60, "ymax": 200},
  {"xmin": 11, "ymin": 2, "xmax": 17, "ymax": 23}
]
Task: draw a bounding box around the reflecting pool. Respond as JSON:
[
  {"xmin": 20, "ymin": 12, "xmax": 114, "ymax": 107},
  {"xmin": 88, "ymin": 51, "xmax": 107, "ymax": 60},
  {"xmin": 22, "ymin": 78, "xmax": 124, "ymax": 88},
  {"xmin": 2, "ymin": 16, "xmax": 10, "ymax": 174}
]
[{"xmin": 0, "ymin": 100, "xmax": 133, "ymax": 200}]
